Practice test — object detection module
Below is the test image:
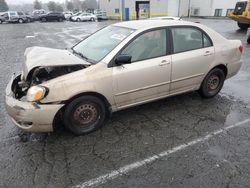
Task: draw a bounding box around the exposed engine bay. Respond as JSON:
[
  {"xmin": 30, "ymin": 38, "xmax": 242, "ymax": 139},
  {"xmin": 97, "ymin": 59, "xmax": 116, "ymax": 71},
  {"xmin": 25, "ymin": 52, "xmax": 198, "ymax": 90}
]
[{"xmin": 13, "ymin": 64, "xmax": 86, "ymax": 100}]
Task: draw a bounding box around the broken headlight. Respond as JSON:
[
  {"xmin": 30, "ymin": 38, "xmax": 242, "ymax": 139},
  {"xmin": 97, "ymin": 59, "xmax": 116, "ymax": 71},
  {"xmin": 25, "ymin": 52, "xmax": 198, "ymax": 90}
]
[{"xmin": 27, "ymin": 86, "xmax": 47, "ymax": 102}]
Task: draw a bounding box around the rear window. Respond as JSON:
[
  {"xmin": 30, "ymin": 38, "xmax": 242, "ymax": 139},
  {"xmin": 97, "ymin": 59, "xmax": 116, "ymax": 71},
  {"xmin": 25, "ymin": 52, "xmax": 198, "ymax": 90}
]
[{"xmin": 171, "ymin": 27, "xmax": 212, "ymax": 53}]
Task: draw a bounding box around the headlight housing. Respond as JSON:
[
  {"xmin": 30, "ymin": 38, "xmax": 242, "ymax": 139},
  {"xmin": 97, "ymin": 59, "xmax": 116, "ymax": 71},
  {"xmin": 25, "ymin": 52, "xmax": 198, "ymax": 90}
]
[{"xmin": 27, "ymin": 86, "xmax": 47, "ymax": 102}]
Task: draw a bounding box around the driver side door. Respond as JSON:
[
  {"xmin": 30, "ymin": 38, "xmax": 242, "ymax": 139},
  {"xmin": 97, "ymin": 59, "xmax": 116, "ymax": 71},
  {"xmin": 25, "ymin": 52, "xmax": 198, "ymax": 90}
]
[{"xmin": 112, "ymin": 28, "xmax": 172, "ymax": 109}]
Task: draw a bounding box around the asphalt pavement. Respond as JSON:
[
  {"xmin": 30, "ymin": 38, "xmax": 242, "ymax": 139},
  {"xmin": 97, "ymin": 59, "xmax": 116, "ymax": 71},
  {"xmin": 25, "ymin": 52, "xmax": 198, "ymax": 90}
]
[{"xmin": 0, "ymin": 19, "xmax": 250, "ymax": 188}]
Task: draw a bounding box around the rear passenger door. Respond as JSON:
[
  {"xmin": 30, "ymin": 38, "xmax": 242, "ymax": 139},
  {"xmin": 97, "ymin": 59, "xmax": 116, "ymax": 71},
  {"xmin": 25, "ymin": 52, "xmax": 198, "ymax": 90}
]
[{"xmin": 170, "ymin": 26, "xmax": 214, "ymax": 94}]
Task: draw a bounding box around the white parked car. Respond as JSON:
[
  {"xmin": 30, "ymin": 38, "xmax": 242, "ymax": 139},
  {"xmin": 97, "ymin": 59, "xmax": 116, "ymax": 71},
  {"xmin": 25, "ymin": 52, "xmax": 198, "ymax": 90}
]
[
  {"xmin": 5, "ymin": 20, "xmax": 243, "ymax": 135},
  {"xmin": 63, "ymin": 12, "xmax": 73, "ymax": 20},
  {"xmin": 71, "ymin": 13, "xmax": 97, "ymax": 22},
  {"xmin": 149, "ymin": 16, "xmax": 182, "ymax": 20}
]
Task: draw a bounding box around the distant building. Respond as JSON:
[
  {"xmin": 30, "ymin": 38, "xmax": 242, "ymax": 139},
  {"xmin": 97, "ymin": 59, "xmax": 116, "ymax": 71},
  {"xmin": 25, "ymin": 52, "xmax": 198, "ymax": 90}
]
[
  {"xmin": 99, "ymin": 0, "xmax": 238, "ymax": 20},
  {"xmin": 99, "ymin": 0, "xmax": 189, "ymax": 20},
  {"xmin": 191, "ymin": 0, "xmax": 238, "ymax": 17}
]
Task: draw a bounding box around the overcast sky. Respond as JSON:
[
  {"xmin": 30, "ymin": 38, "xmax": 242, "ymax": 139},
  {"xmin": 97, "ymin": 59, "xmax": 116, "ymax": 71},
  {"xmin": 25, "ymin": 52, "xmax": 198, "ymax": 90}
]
[{"xmin": 6, "ymin": 0, "xmax": 65, "ymax": 5}]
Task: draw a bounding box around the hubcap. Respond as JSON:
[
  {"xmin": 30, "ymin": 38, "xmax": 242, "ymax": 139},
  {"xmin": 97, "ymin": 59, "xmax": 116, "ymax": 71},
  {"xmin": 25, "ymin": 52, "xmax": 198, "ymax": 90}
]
[
  {"xmin": 73, "ymin": 103, "xmax": 98, "ymax": 126},
  {"xmin": 207, "ymin": 75, "xmax": 220, "ymax": 91}
]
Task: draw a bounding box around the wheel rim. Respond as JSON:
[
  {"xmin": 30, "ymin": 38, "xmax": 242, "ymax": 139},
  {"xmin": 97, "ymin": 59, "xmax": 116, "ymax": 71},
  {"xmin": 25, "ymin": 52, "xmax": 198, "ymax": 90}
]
[
  {"xmin": 77, "ymin": 18, "xmax": 80, "ymax": 22},
  {"xmin": 19, "ymin": 19, "xmax": 23, "ymax": 23},
  {"xmin": 73, "ymin": 103, "xmax": 99, "ymax": 127},
  {"xmin": 207, "ymin": 75, "xmax": 220, "ymax": 91}
]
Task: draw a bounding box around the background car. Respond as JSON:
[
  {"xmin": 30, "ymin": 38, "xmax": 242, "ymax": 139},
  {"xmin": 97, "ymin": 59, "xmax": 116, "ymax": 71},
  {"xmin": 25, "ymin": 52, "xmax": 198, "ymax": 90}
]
[
  {"xmin": 68, "ymin": 11, "xmax": 82, "ymax": 21},
  {"xmin": 71, "ymin": 12, "xmax": 97, "ymax": 22},
  {"xmin": 63, "ymin": 12, "xmax": 73, "ymax": 20},
  {"xmin": 32, "ymin": 9, "xmax": 46, "ymax": 21},
  {"xmin": 0, "ymin": 13, "xmax": 5, "ymax": 24},
  {"xmin": 39, "ymin": 12, "xmax": 65, "ymax": 22},
  {"xmin": 94, "ymin": 10, "xmax": 108, "ymax": 21},
  {"xmin": 2, "ymin": 11, "xmax": 28, "ymax": 23},
  {"xmin": 25, "ymin": 12, "xmax": 35, "ymax": 22}
]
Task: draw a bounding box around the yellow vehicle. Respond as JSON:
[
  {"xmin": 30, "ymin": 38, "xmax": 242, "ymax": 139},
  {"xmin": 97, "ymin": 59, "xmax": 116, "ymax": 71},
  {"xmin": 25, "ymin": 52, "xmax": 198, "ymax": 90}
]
[{"xmin": 228, "ymin": 0, "xmax": 250, "ymax": 30}]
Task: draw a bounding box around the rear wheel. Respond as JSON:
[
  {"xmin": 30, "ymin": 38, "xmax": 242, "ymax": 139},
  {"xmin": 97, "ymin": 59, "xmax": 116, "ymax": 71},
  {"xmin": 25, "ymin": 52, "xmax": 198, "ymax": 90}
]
[
  {"xmin": 18, "ymin": 19, "xmax": 24, "ymax": 24},
  {"xmin": 58, "ymin": 17, "xmax": 63, "ymax": 22},
  {"xmin": 90, "ymin": 17, "xmax": 95, "ymax": 22},
  {"xmin": 27, "ymin": 18, "xmax": 31, "ymax": 23},
  {"xmin": 41, "ymin": 18, "xmax": 47, "ymax": 22},
  {"xmin": 77, "ymin": 18, "xmax": 81, "ymax": 22},
  {"xmin": 199, "ymin": 68, "xmax": 225, "ymax": 98},
  {"xmin": 238, "ymin": 22, "xmax": 250, "ymax": 30},
  {"xmin": 63, "ymin": 96, "xmax": 106, "ymax": 135}
]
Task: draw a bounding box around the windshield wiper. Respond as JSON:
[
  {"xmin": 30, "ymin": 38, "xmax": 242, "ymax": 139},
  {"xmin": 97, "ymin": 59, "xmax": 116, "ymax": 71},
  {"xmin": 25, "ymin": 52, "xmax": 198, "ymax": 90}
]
[{"xmin": 72, "ymin": 49, "xmax": 90, "ymax": 62}]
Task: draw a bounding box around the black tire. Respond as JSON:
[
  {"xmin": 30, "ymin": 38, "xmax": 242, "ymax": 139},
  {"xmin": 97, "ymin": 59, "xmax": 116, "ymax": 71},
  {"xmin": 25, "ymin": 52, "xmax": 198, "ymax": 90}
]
[
  {"xmin": 199, "ymin": 68, "xmax": 225, "ymax": 98},
  {"xmin": 90, "ymin": 17, "xmax": 95, "ymax": 22},
  {"xmin": 77, "ymin": 18, "xmax": 81, "ymax": 22},
  {"xmin": 0, "ymin": 19, "xmax": 3, "ymax": 24},
  {"xmin": 63, "ymin": 96, "xmax": 106, "ymax": 135},
  {"xmin": 27, "ymin": 18, "xmax": 31, "ymax": 23},
  {"xmin": 41, "ymin": 18, "xmax": 47, "ymax": 22},
  {"xmin": 18, "ymin": 19, "xmax": 24, "ymax": 24},
  {"xmin": 237, "ymin": 22, "xmax": 250, "ymax": 30}
]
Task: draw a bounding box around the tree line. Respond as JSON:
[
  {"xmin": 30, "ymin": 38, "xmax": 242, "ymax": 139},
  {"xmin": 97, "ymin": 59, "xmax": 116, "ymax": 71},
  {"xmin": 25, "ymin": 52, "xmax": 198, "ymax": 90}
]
[
  {"xmin": 0, "ymin": 0, "xmax": 98, "ymax": 13},
  {"xmin": 34, "ymin": 0, "xmax": 98, "ymax": 12}
]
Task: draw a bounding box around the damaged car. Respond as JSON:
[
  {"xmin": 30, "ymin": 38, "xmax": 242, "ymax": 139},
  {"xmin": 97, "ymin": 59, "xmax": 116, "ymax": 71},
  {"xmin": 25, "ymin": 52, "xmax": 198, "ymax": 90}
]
[{"xmin": 5, "ymin": 20, "xmax": 243, "ymax": 135}]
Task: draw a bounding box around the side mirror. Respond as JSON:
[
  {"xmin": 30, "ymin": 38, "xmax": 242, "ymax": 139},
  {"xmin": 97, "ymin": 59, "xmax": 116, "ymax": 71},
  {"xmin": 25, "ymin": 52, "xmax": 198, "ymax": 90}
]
[{"xmin": 115, "ymin": 55, "xmax": 132, "ymax": 66}]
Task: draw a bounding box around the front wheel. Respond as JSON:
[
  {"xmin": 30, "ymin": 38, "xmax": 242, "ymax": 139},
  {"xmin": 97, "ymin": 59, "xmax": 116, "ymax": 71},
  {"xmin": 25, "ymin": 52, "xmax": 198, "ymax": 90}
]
[
  {"xmin": 0, "ymin": 19, "xmax": 2, "ymax": 24},
  {"xmin": 238, "ymin": 22, "xmax": 250, "ymax": 30},
  {"xmin": 90, "ymin": 17, "xmax": 95, "ymax": 22},
  {"xmin": 63, "ymin": 96, "xmax": 106, "ymax": 135},
  {"xmin": 199, "ymin": 68, "xmax": 225, "ymax": 98},
  {"xmin": 77, "ymin": 18, "xmax": 81, "ymax": 22},
  {"xmin": 41, "ymin": 18, "xmax": 47, "ymax": 22},
  {"xmin": 18, "ymin": 19, "xmax": 24, "ymax": 23}
]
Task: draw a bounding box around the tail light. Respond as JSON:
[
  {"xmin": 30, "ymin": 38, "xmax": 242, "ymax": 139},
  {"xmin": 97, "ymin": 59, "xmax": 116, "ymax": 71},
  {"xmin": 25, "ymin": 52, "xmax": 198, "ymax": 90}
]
[{"xmin": 239, "ymin": 45, "xmax": 244, "ymax": 53}]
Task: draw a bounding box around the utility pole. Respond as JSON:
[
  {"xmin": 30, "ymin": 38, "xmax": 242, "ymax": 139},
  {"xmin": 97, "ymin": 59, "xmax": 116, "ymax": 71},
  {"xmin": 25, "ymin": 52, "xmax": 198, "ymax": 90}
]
[
  {"xmin": 188, "ymin": 0, "xmax": 191, "ymax": 18},
  {"xmin": 120, "ymin": 0, "xmax": 125, "ymax": 21},
  {"xmin": 178, "ymin": 0, "xmax": 181, "ymax": 16}
]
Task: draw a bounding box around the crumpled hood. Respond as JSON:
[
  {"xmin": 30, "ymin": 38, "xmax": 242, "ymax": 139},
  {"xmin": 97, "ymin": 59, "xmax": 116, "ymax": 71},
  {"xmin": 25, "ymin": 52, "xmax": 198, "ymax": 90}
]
[{"xmin": 22, "ymin": 46, "xmax": 90, "ymax": 80}]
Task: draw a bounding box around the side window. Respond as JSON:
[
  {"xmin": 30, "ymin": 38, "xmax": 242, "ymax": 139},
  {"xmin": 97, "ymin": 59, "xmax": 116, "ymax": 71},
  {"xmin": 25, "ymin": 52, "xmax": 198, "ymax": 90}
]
[
  {"xmin": 203, "ymin": 33, "xmax": 212, "ymax": 48},
  {"xmin": 121, "ymin": 29, "xmax": 167, "ymax": 62},
  {"xmin": 171, "ymin": 27, "xmax": 203, "ymax": 53},
  {"xmin": 10, "ymin": 12, "xmax": 16, "ymax": 16}
]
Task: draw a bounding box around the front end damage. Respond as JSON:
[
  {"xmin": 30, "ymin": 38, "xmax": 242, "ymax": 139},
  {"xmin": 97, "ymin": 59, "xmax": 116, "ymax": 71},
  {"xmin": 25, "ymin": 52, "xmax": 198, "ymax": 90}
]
[
  {"xmin": 5, "ymin": 74, "xmax": 64, "ymax": 132},
  {"xmin": 5, "ymin": 47, "xmax": 89, "ymax": 132}
]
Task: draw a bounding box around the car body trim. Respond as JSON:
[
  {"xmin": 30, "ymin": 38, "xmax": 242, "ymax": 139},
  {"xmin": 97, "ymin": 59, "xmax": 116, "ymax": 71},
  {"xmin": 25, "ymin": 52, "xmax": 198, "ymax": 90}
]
[
  {"xmin": 115, "ymin": 81, "xmax": 171, "ymax": 96},
  {"xmin": 171, "ymin": 73, "xmax": 205, "ymax": 83}
]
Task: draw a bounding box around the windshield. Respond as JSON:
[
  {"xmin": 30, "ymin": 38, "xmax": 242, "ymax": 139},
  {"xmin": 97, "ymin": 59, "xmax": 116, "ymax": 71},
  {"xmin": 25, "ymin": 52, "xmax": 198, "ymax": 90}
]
[{"xmin": 72, "ymin": 26, "xmax": 135, "ymax": 63}]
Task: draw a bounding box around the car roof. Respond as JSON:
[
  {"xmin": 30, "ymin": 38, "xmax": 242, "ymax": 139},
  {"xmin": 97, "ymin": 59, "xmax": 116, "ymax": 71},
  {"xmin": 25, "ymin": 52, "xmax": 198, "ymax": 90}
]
[{"xmin": 113, "ymin": 20, "xmax": 199, "ymax": 30}]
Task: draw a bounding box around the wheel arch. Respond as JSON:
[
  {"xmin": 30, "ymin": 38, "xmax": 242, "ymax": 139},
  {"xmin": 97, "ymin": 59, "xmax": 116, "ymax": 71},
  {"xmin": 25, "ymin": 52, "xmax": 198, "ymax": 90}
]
[
  {"xmin": 211, "ymin": 64, "xmax": 228, "ymax": 77},
  {"xmin": 53, "ymin": 91, "xmax": 112, "ymax": 131}
]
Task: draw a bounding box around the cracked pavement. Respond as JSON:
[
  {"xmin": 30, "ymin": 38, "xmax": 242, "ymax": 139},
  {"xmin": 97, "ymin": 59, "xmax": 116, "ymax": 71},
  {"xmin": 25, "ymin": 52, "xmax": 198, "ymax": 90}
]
[{"xmin": 0, "ymin": 19, "xmax": 250, "ymax": 188}]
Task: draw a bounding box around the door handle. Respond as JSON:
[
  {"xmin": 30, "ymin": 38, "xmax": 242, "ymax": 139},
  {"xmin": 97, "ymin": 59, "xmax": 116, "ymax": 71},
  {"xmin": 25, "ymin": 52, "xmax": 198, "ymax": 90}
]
[
  {"xmin": 204, "ymin": 51, "xmax": 212, "ymax": 56},
  {"xmin": 159, "ymin": 60, "xmax": 170, "ymax": 66}
]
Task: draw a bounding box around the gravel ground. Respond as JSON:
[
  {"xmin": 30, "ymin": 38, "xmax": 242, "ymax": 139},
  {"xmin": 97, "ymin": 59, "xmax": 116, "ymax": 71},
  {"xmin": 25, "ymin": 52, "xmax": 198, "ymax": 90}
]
[{"xmin": 0, "ymin": 19, "xmax": 250, "ymax": 188}]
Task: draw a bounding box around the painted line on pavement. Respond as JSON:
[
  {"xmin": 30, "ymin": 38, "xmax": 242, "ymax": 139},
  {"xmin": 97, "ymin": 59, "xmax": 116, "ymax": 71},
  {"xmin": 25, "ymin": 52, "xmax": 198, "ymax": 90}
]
[{"xmin": 74, "ymin": 118, "xmax": 250, "ymax": 188}]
